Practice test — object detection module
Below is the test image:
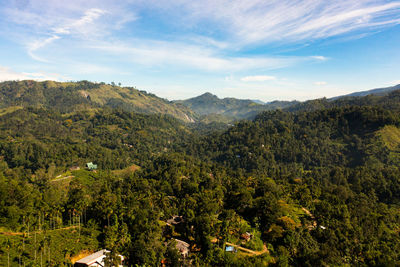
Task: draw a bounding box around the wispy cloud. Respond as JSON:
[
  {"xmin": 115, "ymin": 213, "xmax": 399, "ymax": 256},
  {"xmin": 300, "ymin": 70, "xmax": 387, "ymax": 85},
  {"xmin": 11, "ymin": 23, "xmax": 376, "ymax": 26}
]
[
  {"xmin": 390, "ymin": 80, "xmax": 400, "ymax": 85},
  {"xmin": 90, "ymin": 40, "xmax": 326, "ymax": 72},
  {"xmin": 0, "ymin": 66, "xmax": 65, "ymax": 81},
  {"xmin": 27, "ymin": 35, "xmax": 60, "ymax": 62},
  {"xmin": 310, "ymin": 56, "xmax": 329, "ymax": 61},
  {"xmin": 2, "ymin": 1, "xmax": 135, "ymax": 62},
  {"xmin": 25, "ymin": 8, "xmax": 108, "ymax": 61},
  {"xmin": 52, "ymin": 8, "xmax": 106, "ymax": 36},
  {"xmin": 241, "ymin": 75, "xmax": 276, "ymax": 82},
  {"xmin": 314, "ymin": 81, "xmax": 328, "ymax": 86},
  {"xmin": 4, "ymin": 1, "xmax": 399, "ymax": 64},
  {"xmin": 163, "ymin": 0, "xmax": 400, "ymax": 45}
]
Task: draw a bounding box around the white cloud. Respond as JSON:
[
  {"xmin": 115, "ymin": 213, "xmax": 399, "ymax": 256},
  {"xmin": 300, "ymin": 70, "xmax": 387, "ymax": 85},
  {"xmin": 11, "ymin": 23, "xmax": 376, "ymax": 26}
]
[
  {"xmin": 224, "ymin": 75, "xmax": 234, "ymax": 82},
  {"xmin": 1, "ymin": 0, "xmax": 399, "ymax": 88},
  {"xmin": 27, "ymin": 35, "xmax": 60, "ymax": 62},
  {"xmin": 241, "ymin": 75, "xmax": 276, "ymax": 82},
  {"xmin": 314, "ymin": 81, "xmax": 328, "ymax": 86},
  {"xmin": 391, "ymin": 80, "xmax": 400, "ymax": 85},
  {"xmin": 53, "ymin": 8, "xmax": 106, "ymax": 36},
  {"xmin": 310, "ymin": 56, "xmax": 329, "ymax": 61},
  {"xmin": 0, "ymin": 66, "xmax": 65, "ymax": 82},
  {"xmin": 90, "ymin": 41, "xmax": 312, "ymax": 72},
  {"xmin": 165, "ymin": 0, "xmax": 400, "ymax": 45},
  {"xmin": 2, "ymin": 1, "xmax": 135, "ymax": 61},
  {"xmin": 25, "ymin": 8, "xmax": 108, "ymax": 61}
]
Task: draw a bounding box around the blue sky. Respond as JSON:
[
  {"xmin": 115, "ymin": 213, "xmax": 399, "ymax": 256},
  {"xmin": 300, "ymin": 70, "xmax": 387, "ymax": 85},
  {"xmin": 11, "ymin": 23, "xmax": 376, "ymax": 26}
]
[{"xmin": 0, "ymin": 0, "xmax": 400, "ymax": 101}]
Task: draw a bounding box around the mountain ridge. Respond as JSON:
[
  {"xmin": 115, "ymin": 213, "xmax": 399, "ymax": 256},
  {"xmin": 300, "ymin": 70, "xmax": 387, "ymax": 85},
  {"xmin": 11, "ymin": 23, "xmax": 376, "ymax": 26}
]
[
  {"xmin": 0, "ymin": 80, "xmax": 197, "ymax": 122},
  {"xmin": 331, "ymin": 84, "xmax": 400, "ymax": 99},
  {"xmin": 175, "ymin": 92, "xmax": 297, "ymax": 121}
]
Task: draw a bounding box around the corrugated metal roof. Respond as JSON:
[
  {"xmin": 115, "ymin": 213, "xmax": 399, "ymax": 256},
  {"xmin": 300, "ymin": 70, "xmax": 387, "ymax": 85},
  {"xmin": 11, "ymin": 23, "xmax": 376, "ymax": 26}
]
[
  {"xmin": 225, "ymin": 246, "xmax": 235, "ymax": 252},
  {"xmin": 75, "ymin": 249, "xmax": 108, "ymax": 264}
]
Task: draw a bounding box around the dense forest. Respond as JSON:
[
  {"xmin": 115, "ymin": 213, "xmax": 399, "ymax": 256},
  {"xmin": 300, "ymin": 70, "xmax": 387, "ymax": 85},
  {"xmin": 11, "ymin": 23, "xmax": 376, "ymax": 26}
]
[{"xmin": 1, "ymin": 81, "xmax": 400, "ymax": 266}]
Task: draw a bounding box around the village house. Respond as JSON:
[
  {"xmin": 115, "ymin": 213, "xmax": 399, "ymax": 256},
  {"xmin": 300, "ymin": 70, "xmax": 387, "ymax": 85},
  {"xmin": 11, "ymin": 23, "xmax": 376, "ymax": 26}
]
[
  {"xmin": 166, "ymin": 215, "xmax": 184, "ymax": 226},
  {"xmin": 74, "ymin": 249, "xmax": 124, "ymax": 267},
  {"xmin": 225, "ymin": 246, "xmax": 236, "ymax": 253},
  {"xmin": 174, "ymin": 239, "xmax": 190, "ymax": 258},
  {"xmin": 240, "ymin": 232, "xmax": 253, "ymax": 242},
  {"xmin": 86, "ymin": 162, "xmax": 97, "ymax": 170},
  {"xmin": 70, "ymin": 165, "xmax": 81, "ymax": 171}
]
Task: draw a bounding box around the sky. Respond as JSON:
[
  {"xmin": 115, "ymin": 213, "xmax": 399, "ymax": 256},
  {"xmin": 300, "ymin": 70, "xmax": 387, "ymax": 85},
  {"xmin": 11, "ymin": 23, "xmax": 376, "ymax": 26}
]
[{"xmin": 0, "ymin": 0, "xmax": 400, "ymax": 101}]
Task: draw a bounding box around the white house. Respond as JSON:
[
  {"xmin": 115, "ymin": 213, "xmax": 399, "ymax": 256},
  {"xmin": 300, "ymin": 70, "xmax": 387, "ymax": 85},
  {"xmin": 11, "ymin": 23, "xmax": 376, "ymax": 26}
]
[{"xmin": 74, "ymin": 249, "xmax": 124, "ymax": 267}]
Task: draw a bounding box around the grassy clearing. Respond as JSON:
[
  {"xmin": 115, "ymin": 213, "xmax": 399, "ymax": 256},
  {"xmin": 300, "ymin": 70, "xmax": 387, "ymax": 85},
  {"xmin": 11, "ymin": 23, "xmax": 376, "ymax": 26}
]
[{"xmin": 376, "ymin": 125, "xmax": 400, "ymax": 151}]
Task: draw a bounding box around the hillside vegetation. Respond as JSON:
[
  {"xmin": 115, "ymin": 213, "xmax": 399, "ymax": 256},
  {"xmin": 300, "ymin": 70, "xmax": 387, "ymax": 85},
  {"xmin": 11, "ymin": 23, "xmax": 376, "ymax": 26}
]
[
  {"xmin": 1, "ymin": 81, "xmax": 400, "ymax": 266},
  {"xmin": 0, "ymin": 80, "xmax": 196, "ymax": 122}
]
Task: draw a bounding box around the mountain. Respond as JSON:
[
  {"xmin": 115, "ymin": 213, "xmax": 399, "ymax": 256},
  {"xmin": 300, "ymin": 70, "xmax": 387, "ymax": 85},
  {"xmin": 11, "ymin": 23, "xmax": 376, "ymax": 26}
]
[
  {"xmin": 175, "ymin": 92, "xmax": 257, "ymax": 115},
  {"xmin": 0, "ymin": 80, "xmax": 196, "ymax": 122},
  {"xmin": 285, "ymin": 87, "xmax": 400, "ymax": 113},
  {"xmin": 331, "ymin": 84, "xmax": 400, "ymax": 99},
  {"xmin": 251, "ymin": 99, "xmax": 265, "ymax": 104},
  {"xmin": 176, "ymin": 92, "xmax": 298, "ymax": 121}
]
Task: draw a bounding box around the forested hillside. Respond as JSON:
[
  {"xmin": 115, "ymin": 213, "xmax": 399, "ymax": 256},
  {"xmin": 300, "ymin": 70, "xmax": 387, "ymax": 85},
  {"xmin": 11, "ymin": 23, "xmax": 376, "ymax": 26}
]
[
  {"xmin": 176, "ymin": 92, "xmax": 297, "ymax": 122},
  {"xmin": 1, "ymin": 83, "xmax": 400, "ymax": 266},
  {"xmin": 0, "ymin": 80, "xmax": 196, "ymax": 122}
]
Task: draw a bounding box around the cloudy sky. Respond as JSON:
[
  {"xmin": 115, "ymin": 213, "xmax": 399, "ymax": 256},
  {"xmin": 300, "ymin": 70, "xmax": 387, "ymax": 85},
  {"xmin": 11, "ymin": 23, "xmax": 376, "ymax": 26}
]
[{"xmin": 0, "ymin": 0, "xmax": 400, "ymax": 101}]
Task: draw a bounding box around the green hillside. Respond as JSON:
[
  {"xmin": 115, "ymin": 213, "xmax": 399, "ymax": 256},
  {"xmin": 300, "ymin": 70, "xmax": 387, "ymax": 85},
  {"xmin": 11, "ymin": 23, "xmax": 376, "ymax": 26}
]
[
  {"xmin": 0, "ymin": 106, "xmax": 193, "ymax": 171},
  {"xmin": 0, "ymin": 80, "xmax": 196, "ymax": 122}
]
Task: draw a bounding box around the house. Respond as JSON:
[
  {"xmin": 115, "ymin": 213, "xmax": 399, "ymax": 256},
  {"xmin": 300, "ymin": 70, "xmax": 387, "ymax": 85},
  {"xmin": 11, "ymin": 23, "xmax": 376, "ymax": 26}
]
[
  {"xmin": 70, "ymin": 166, "xmax": 81, "ymax": 171},
  {"xmin": 225, "ymin": 246, "xmax": 236, "ymax": 253},
  {"xmin": 74, "ymin": 249, "xmax": 124, "ymax": 267},
  {"xmin": 174, "ymin": 239, "xmax": 190, "ymax": 258},
  {"xmin": 86, "ymin": 162, "xmax": 97, "ymax": 170},
  {"xmin": 240, "ymin": 232, "xmax": 252, "ymax": 242},
  {"xmin": 166, "ymin": 215, "xmax": 184, "ymax": 226}
]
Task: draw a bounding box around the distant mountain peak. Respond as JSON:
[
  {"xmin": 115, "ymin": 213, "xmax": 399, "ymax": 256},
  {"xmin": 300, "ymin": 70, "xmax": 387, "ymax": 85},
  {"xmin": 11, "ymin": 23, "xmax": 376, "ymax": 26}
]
[
  {"xmin": 195, "ymin": 92, "xmax": 219, "ymax": 99},
  {"xmin": 175, "ymin": 92, "xmax": 297, "ymax": 121}
]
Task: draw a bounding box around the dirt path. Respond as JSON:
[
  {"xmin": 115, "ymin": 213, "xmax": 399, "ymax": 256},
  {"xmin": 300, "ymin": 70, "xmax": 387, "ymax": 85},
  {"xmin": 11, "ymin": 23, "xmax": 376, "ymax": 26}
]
[
  {"xmin": 50, "ymin": 175, "xmax": 74, "ymax": 182},
  {"xmin": 225, "ymin": 242, "xmax": 269, "ymax": 256}
]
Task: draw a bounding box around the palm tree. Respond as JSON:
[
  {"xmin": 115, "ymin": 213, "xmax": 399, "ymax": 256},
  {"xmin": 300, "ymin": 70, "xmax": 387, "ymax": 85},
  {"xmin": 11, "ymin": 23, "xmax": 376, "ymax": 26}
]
[
  {"xmin": 38, "ymin": 239, "xmax": 45, "ymax": 267},
  {"xmin": 45, "ymin": 235, "xmax": 52, "ymax": 266},
  {"xmin": 5, "ymin": 238, "xmax": 11, "ymax": 267}
]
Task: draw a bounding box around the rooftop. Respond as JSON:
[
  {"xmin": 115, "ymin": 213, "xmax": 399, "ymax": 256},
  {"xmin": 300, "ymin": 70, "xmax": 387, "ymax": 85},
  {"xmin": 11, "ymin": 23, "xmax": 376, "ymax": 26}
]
[{"xmin": 75, "ymin": 249, "xmax": 108, "ymax": 264}]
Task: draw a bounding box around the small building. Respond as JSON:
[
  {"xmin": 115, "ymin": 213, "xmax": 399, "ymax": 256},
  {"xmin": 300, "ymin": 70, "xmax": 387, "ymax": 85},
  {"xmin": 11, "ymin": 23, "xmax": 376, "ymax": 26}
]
[
  {"xmin": 74, "ymin": 249, "xmax": 124, "ymax": 267},
  {"xmin": 70, "ymin": 166, "xmax": 81, "ymax": 171},
  {"xmin": 240, "ymin": 232, "xmax": 252, "ymax": 242},
  {"xmin": 225, "ymin": 246, "xmax": 236, "ymax": 253},
  {"xmin": 174, "ymin": 239, "xmax": 190, "ymax": 258},
  {"xmin": 166, "ymin": 215, "xmax": 184, "ymax": 226},
  {"xmin": 86, "ymin": 162, "xmax": 97, "ymax": 170}
]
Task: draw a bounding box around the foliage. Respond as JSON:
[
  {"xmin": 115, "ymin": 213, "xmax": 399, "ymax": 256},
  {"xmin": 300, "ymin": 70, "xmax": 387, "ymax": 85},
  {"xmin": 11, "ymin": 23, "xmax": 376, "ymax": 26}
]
[{"xmin": 1, "ymin": 84, "xmax": 400, "ymax": 265}]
